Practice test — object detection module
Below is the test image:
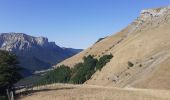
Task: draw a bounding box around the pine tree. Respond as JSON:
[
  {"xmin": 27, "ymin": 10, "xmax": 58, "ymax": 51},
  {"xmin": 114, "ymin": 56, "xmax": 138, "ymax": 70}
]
[{"xmin": 0, "ymin": 50, "xmax": 22, "ymax": 96}]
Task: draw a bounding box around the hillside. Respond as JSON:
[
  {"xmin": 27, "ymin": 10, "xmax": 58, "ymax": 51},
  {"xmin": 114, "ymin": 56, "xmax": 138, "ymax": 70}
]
[
  {"xmin": 0, "ymin": 33, "xmax": 82, "ymax": 76},
  {"xmin": 18, "ymin": 84, "xmax": 170, "ymax": 100},
  {"xmin": 56, "ymin": 6, "xmax": 170, "ymax": 89}
]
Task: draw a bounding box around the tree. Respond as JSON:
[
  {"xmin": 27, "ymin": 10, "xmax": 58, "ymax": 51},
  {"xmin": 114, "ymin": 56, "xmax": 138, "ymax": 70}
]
[
  {"xmin": 0, "ymin": 50, "xmax": 22, "ymax": 96},
  {"xmin": 69, "ymin": 55, "xmax": 98, "ymax": 84},
  {"xmin": 96, "ymin": 54, "xmax": 113, "ymax": 70},
  {"xmin": 36, "ymin": 54, "xmax": 113, "ymax": 85},
  {"xmin": 37, "ymin": 65, "xmax": 71, "ymax": 85}
]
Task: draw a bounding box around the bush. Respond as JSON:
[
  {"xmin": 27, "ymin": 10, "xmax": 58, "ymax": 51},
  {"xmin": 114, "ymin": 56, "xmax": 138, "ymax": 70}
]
[
  {"xmin": 128, "ymin": 61, "xmax": 134, "ymax": 67},
  {"xmin": 95, "ymin": 37, "xmax": 106, "ymax": 44},
  {"xmin": 139, "ymin": 64, "xmax": 142, "ymax": 67}
]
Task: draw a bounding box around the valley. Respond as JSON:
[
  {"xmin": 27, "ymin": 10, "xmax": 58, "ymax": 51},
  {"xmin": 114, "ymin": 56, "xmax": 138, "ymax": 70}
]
[{"xmin": 1, "ymin": 2, "xmax": 170, "ymax": 100}]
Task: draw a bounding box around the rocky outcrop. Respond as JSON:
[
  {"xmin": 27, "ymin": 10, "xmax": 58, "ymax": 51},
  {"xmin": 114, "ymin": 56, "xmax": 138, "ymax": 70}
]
[{"xmin": 125, "ymin": 6, "xmax": 170, "ymax": 36}]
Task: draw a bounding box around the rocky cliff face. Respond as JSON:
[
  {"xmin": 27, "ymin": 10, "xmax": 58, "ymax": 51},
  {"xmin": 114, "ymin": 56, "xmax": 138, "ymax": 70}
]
[
  {"xmin": 0, "ymin": 33, "xmax": 82, "ymax": 76},
  {"xmin": 0, "ymin": 33, "xmax": 54, "ymax": 51}
]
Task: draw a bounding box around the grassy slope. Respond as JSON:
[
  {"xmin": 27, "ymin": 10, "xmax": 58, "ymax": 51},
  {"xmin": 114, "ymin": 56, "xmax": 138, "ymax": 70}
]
[
  {"xmin": 18, "ymin": 84, "xmax": 170, "ymax": 100},
  {"xmin": 55, "ymin": 7, "xmax": 170, "ymax": 89}
]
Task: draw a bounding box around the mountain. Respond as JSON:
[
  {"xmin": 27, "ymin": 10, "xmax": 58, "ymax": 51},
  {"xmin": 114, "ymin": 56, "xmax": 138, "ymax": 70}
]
[
  {"xmin": 0, "ymin": 33, "xmax": 82, "ymax": 76},
  {"xmin": 56, "ymin": 6, "xmax": 170, "ymax": 90}
]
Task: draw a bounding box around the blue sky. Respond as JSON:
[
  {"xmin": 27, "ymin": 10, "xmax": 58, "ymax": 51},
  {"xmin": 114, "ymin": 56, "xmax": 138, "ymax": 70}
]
[{"xmin": 0, "ymin": 0, "xmax": 169, "ymax": 49}]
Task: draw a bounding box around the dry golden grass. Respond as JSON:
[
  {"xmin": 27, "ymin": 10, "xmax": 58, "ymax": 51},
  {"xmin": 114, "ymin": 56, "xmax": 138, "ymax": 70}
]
[
  {"xmin": 55, "ymin": 7, "xmax": 170, "ymax": 89},
  {"xmin": 18, "ymin": 84, "xmax": 170, "ymax": 100}
]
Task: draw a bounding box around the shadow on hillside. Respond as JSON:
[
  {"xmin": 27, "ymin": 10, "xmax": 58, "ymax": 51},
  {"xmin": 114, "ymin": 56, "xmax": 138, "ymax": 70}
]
[{"xmin": 17, "ymin": 87, "xmax": 75, "ymax": 97}]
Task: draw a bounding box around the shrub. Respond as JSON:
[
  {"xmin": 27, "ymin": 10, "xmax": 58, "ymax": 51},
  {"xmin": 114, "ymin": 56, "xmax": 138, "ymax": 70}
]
[
  {"xmin": 95, "ymin": 37, "xmax": 106, "ymax": 44},
  {"xmin": 128, "ymin": 61, "xmax": 134, "ymax": 67},
  {"xmin": 139, "ymin": 64, "xmax": 142, "ymax": 67}
]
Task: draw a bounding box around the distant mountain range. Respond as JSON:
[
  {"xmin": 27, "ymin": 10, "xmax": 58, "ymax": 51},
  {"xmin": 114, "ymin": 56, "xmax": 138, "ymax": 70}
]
[{"xmin": 0, "ymin": 33, "xmax": 82, "ymax": 76}]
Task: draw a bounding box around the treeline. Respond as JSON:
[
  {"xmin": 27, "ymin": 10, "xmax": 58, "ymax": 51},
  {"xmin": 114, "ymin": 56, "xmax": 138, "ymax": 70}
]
[{"xmin": 37, "ymin": 54, "xmax": 113, "ymax": 85}]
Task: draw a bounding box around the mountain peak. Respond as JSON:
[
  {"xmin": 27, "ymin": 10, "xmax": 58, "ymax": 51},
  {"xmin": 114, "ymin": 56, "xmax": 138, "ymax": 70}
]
[{"xmin": 0, "ymin": 33, "xmax": 50, "ymax": 51}]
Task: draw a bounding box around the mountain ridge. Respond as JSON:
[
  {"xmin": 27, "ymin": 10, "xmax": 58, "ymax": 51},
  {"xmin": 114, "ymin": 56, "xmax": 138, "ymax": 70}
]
[{"xmin": 0, "ymin": 33, "xmax": 82, "ymax": 76}]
